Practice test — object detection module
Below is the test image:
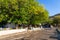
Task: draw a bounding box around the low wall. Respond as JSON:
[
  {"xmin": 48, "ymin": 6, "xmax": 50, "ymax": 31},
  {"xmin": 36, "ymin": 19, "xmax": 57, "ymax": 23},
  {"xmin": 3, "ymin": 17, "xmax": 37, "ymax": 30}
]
[
  {"xmin": 33, "ymin": 27, "xmax": 44, "ymax": 30},
  {"xmin": 0, "ymin": 29, "xmax": 27, "ymax": 36},
  {"xmin": 0, "ymin": 28, "xmax": 43, "ymax": 36}
]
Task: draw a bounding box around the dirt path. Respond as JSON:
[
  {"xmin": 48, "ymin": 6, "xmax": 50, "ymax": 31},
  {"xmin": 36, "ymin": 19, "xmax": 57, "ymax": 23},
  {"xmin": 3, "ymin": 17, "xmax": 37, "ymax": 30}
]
[{"xmin": 0, "ymin": 28, "xmax": 58, "ymax": 40}]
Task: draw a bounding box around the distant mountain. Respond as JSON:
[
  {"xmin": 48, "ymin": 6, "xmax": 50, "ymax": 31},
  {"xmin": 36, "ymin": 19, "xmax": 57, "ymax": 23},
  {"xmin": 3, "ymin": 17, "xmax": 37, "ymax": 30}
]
[
  {"xmin": 54, "ymin": 13, "xmax": 60, "ymax": 16},
  {"xmin": 49, "ymin": 13, "xmax": 60, "ymax": 19}
]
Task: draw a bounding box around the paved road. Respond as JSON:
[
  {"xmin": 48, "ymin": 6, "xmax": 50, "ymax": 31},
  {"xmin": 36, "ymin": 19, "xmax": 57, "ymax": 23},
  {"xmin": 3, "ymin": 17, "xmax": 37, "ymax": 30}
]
[{"xmin": 0, "ymin": 28, "xmax": 59, "ymax": 40}]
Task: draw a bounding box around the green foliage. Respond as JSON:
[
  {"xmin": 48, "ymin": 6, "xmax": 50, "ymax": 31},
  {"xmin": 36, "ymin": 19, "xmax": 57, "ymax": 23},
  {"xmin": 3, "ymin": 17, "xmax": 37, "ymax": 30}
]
[
  {"xmin": 30, "ymin": 10, "xmax": 49, "ymax": 25},
  {"xmin": 53, "ymin": 16, "xmax": 60, "ymax": 24},
  {"xmin": 0, "ymin": 0, "xmax": 49, "ymax": 26}
]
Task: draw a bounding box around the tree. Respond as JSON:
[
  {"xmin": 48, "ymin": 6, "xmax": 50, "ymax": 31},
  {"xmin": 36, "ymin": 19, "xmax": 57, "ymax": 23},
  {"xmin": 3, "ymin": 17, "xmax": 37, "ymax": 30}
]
[
  {"xmin": 0, "ymin": 0, "xmax": 49, "ymax": 28},
  {"xmin": 30, "ymin": 10, "xmax": 49, "ymax": 25},
  {"xmin": 53, "ymin": 16, "xmax": 60, "ymax": 27}
]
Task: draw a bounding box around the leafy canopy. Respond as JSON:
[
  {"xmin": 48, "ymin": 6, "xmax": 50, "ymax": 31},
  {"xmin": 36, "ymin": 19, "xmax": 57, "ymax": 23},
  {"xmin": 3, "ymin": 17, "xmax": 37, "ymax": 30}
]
[{"xmin": 0, "ymin": 0, "xmax": 49, "ymax": 25}]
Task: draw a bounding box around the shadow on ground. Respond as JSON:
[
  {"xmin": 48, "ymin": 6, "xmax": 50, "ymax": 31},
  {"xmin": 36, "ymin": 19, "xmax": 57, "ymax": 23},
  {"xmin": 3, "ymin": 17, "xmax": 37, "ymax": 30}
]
[{"xmin": 49, "ymin": 29, "xmax": 60, "ymax": 40}]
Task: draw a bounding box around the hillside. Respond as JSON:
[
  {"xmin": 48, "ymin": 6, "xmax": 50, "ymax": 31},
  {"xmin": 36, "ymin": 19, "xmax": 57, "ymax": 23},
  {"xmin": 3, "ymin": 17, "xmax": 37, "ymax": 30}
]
[{"xmin": 49, "ymin": 13, "xmax": 60, "ymax": 19}]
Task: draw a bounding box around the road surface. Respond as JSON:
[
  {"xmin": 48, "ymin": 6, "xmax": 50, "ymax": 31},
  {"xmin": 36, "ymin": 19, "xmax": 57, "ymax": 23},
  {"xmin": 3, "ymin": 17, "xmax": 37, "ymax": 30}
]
[{"xmin": 0, "ymin": 28, "xmax": 59, "ymax": 40}]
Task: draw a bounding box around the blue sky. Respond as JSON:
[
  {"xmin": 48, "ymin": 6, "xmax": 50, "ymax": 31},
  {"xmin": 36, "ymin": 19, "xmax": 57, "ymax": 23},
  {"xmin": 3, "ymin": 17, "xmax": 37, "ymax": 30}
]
[{"xmin": 37, "ymin": 0, "xmax": 60, "ymax": 16}]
